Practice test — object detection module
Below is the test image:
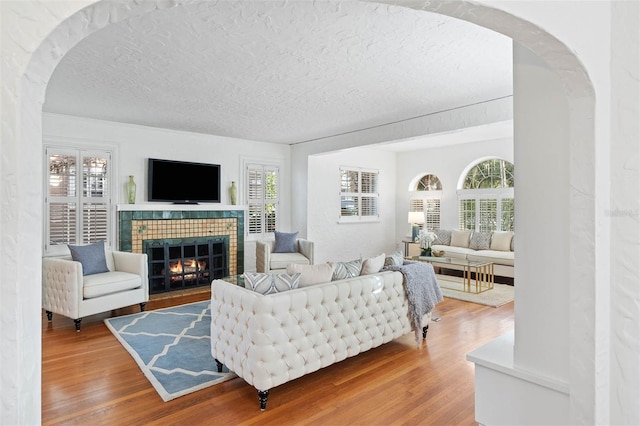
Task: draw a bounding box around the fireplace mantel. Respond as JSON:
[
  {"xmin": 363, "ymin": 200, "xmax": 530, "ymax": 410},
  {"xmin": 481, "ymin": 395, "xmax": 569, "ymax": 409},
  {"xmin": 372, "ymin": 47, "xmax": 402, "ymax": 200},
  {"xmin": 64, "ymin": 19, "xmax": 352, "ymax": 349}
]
[{"xmin": 117, "ymin": 203, "xmax": 246, "ymax": 212}]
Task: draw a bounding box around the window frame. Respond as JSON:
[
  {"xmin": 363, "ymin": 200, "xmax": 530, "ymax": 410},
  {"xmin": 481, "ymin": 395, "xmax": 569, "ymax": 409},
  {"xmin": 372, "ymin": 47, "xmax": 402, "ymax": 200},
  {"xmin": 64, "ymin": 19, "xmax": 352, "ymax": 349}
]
[
  {"xmin": 244, "ymin": 159, "xmax": 281, "ymax": 240},
  {"xmin": 409, "ymin": 173, "xmax": 442, "ymax": 232},
  {"xmin": 338, "ymin": 166, "xmax": 380, "ymax": 224},
  {"xmin": 43, "ymin": 142, "xmax": 116, "ymax": 256}
]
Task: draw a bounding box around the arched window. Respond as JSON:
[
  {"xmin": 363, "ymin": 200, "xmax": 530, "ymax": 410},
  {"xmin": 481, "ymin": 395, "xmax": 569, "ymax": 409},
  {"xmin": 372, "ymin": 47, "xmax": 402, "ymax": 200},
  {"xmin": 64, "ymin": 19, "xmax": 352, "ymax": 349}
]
[
  {"xmin": 458, "ymin": 159, "xmax": 514, "ymax": 232},
  {"xmin": 409, "ymin": 174, "xmax": 442, "ymax": 231}
]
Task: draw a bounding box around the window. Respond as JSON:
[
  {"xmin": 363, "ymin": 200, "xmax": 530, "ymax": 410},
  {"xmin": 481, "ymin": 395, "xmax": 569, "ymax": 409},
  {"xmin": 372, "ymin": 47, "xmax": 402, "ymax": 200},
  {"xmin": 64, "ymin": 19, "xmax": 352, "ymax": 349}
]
[
  {"xmin": 246, "ymin": 163, "xmax": 279, "ymax": 237},
  {"xmin": 409, "ymin": 174, "xmax": 442, "ymax": 231},
  {"xmin": 339, "ymin": 167, "xmax": 379, "ymax": 222},
  {"xmin": 45, "ymin": 146, "xmax": 113, "ymax": 255},
  {"xmin": 458, "ymin": 158, "xmax": 514, "ymax": 232}
]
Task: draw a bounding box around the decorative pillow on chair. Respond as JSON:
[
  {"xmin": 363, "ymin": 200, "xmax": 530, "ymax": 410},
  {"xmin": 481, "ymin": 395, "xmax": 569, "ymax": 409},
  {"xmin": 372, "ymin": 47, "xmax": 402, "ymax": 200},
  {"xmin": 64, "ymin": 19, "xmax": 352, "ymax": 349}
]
[
  {"xmin": 433, "ymin": 229, "xmax": 452, "ymax": 246},
  {"xmin": 273, "ymin": 230, "xmax": 298, "ymax": 253},
  {"xmin": 332, "ymin": 259, "xmax": 363, "ymax": 281},
  {"xmin": 450, "ymin": 230, "xmax": 472, "ymax": 248},
  {"xmin": 68, "ymin": 241, "xmax": 110, "ymax": 276},
  {"xmin": 469, "ymin": 232, "xmax": 492, "ymax": 250},
  {"xmin": 361, "ymin": 253, "xmax": 386, "ymax": 275},
  {"xmin": 287, "ymin": 263, "xmax": 335, "ymax": 287},
  {"xmin": 244, "ymin": 272, "xmax": 301, "ymax": 295},
  {"xmin": 384, "ymin": 250, "xmax": 404, "ymax": 268}
]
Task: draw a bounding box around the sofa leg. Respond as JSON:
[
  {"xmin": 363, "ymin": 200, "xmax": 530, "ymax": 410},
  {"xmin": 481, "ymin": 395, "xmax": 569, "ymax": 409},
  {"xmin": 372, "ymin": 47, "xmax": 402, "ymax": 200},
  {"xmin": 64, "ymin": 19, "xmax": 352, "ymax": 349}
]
[
  {"xmin": 46, "ymin": 310, "xmax": 52, "ymax": 321},
  {"xmin": 258, "ymin": 389, "xmax": 269, "ymax": 411},
  {"xmin": 422, "ymin": 325, "xmax": 429, "ymax": 339},
  {"xmin": 215, "ymin": 359, "xmax": 223, "ymax": 373},
  {"xmin": 74, "ymin": 318, "xmax": 82, "ymax": 332},
  {"xmin": 140, "ymin": 302, "xmax": 147, "ymax": 312}
]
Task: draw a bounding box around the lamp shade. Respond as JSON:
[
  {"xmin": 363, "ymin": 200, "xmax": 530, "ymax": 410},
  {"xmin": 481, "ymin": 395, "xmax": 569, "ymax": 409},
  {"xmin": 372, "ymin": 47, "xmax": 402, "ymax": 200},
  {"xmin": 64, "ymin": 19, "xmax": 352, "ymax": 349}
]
[{"xmin": 408, "ymin": 211, "xmax": 425, "ymax": 224}]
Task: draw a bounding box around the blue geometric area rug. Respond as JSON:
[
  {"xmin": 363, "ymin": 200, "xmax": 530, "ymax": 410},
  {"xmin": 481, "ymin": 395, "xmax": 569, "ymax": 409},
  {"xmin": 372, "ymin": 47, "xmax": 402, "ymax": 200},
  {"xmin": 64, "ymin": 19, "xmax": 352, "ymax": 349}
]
[{"xmin": 104, "ymin": 301, "xmax": 235, "ymax": 401}]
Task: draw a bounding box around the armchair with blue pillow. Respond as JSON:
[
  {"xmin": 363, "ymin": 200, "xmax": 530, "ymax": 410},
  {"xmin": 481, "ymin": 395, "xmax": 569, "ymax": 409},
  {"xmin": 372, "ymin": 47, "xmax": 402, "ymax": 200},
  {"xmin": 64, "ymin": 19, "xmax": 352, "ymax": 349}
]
[{"xmin": 255, "ymin": 231, "xmax": 314, "ymax": 273}]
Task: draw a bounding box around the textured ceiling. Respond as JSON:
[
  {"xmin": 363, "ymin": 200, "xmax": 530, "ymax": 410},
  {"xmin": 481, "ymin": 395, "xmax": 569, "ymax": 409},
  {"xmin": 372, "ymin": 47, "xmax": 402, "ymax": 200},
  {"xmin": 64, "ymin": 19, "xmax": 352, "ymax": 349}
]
[{"xmin": 44, "ymin": 1, "xmax": 512, "ymax": 144}]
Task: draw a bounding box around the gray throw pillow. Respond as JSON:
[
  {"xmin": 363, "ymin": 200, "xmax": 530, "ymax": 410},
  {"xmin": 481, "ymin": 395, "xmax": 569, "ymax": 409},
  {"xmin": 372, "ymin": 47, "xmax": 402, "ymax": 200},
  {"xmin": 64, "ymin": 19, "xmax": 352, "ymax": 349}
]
[
  {"xmin": 68, "ymin": 241, "xmax": 110, "ymax": 276},
  {"xmin": 433, "ymin": 229, "xmax": 452, "ymax": 246},
  {"xmin": 273, "ymin": 230, "xmax": 298, "ymax": 253},
  {"xmin": 469, "ymin": 232, "xmax": 492, "ymax": 250},
  {"xmin": 332, "ymin": 259, "xmax": 363, "ymax": 280},
  {"xmin": 244, "ymin": 272, "xmax": 301, "ymax": 294}
]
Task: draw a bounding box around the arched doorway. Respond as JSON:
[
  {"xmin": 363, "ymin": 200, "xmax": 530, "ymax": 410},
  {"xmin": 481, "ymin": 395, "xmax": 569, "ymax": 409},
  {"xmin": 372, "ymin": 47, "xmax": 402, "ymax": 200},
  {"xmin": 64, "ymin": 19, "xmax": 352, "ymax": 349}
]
[{"xmin": 1, "ymin": 1, "xmax": 596, "ymax": 424}]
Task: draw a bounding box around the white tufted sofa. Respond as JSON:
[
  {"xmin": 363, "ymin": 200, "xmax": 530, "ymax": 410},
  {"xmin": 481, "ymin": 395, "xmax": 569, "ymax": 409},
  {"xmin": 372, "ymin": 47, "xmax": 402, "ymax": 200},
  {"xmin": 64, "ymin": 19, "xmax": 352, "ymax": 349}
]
[{"xmin": 210, "ymin": 270, "xmax": 431, "ymax": 410}]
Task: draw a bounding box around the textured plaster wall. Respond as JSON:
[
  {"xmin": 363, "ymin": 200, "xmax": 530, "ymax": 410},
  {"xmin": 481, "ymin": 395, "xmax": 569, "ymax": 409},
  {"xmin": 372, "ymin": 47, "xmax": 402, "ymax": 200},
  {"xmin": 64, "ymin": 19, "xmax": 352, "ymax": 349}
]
[{"xmin": 307, "ymin": 148, "xmax": 397, "ymax": 264}]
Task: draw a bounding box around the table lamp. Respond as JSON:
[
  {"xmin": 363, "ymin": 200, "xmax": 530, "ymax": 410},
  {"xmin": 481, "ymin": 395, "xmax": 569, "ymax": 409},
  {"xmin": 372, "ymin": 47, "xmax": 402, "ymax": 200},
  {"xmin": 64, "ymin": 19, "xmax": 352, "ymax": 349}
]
[{"xmin": 408, "ymin": 212, "xmax": 425, "ymax": 241}]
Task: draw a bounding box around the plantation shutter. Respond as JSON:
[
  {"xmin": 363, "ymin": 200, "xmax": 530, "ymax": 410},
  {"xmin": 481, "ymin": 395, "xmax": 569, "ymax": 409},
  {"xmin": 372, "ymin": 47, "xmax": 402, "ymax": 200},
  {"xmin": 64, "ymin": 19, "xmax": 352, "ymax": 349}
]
[
  {"xmin": 478, "ymin": 199, "xmax": 497, "ymax": 232},
  {"xmin": 340, "ymin": 168, "xmax": 378, "ymax": 220},
  {"xmin": 247, "ymin": 164, "xmax": 279, "ymax": 236},
  {"xmin": 425, "ymin": 199, "xmax": 441, "ymax": 231},
  {"xmin": 45, "ymin": 147, "xmax": 112, "ymax": 254}
]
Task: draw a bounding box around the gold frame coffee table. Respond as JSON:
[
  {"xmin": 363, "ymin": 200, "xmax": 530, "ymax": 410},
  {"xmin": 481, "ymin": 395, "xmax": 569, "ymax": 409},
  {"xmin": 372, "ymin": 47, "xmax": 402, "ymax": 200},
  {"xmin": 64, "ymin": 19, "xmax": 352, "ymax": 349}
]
[{"xmin": 406, "ymin": 256, "xmax": 494, "ymax": 294}]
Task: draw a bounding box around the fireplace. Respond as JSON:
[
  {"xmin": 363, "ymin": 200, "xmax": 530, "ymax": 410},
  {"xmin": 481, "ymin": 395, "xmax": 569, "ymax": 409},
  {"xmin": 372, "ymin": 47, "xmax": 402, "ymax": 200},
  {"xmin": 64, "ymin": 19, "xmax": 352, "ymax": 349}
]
[{"xmin": 145, "ymin": 237, "xmax": 228, "ymax": 294}]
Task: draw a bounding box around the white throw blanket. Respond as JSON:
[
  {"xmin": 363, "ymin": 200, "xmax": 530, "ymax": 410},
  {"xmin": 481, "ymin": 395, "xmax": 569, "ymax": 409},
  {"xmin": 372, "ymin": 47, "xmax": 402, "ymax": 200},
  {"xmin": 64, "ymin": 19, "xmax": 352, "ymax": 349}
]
[{"xmin": 385, "ymin": 261, "xmax": 443, "ymax": 343}]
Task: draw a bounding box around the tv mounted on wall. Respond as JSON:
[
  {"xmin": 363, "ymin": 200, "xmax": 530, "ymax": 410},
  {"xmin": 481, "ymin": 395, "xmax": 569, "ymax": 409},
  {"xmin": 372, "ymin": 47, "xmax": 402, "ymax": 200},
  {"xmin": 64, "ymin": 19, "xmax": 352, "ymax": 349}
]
[{"xmin": 148, "ymin": 158, "xmax": 221, "ymax": 203}]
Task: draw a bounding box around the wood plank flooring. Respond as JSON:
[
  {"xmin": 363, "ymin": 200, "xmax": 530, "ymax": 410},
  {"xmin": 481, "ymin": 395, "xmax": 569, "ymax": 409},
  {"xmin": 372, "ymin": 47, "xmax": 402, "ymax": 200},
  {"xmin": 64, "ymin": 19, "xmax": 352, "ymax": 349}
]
[{"xmin": 42, "ymin": 292, "xmax": 514, "ymax": 425}]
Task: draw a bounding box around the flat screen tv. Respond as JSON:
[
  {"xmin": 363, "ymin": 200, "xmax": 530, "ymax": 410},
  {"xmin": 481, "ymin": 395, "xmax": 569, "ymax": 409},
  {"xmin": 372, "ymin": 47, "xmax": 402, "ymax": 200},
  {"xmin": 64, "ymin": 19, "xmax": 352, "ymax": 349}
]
[{"xmin": 148, "ymin": 158, "xmax": 221, "ymax": 203}]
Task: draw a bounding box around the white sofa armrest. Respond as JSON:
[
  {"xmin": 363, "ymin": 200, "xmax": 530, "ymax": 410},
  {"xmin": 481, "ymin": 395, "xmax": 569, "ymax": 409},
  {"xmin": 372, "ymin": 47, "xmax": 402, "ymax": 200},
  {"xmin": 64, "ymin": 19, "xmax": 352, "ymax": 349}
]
[
  {"xmin": 42, "ymin": 257, "xmax": 83, "ymax": 318},
  {"xmin": 255, "ymin": 240, "xmax": 273, "ymax": 273},
  {"xmin": 112, "ymin": 251, "xmax": 149, "ymax": 296},
  {"xmin": 297, "ymin": 239, "xmax": 314, "ymax": 264}
]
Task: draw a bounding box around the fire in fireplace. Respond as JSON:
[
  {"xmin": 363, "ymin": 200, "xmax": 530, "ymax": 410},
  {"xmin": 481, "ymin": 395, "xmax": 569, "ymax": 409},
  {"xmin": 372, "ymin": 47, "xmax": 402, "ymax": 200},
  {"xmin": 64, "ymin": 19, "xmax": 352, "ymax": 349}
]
[{"xmin": 145, "ymin": 237, "xmax": 228, "ymax": 294}]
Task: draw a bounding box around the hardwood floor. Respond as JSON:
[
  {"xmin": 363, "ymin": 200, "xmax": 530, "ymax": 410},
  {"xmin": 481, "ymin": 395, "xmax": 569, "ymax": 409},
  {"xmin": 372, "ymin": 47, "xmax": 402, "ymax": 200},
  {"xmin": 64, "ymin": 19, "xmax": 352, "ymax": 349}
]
[{"xmin": 42, "ymin": 292, "xmax": 514, "ymax": 425}]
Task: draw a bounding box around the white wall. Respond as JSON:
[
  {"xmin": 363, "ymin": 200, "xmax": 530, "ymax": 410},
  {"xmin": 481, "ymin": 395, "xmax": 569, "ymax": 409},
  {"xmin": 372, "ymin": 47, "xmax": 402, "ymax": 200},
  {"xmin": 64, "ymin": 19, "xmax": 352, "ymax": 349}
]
[
  {"xmin": 394, "ymin": 137, "xmax": 513, "ymax": 237},
  {"xmin": 43, "ymin": 113, "xmax": 291, "ymax": 271},
  {"xmin": 307, "ymin": 148, "xmax": 398, "ymax": 264}
]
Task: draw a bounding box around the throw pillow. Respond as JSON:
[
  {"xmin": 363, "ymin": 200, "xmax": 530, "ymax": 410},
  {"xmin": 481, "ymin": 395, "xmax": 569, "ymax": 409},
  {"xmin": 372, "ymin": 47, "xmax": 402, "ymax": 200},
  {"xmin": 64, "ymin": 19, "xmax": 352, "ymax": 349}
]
[
  {"xmin": 68, "ymin": 241, "xmax": 110, "ymax": 276},
  {"xmin": 491, "ymin": 231, "xmax": 514, "ymax": 252},
  {"xmin": 433, "ymin": 229, "xmax": 452, "ymax": 246},
  {"xmin": 384, "ymin": 250, "xmax": 404, "ymax": 268},
  {"xmin": 332, "ymin": 259, "xmax": 363, "ymax": 281},
  {"xmin": 244, "ymin": 272, "xmax": 301, "ymax": 295},
  {"xmin": 469, "ymin": 232, "xmax": 491, "ymax": 250},
  {"xmin": 287, "ymin": 263, "xmax": 335, "ymax": 287},
  {"xmin": 450, "ymin": 230, "xmax": 472, "ymax": 248},
  {"xmin": 273, "ymin": 230, "xmax": 298, "ymax": 253},
  {"xmin": 361, "ymin": 253, "xmax": 386, "ymax": 275}
]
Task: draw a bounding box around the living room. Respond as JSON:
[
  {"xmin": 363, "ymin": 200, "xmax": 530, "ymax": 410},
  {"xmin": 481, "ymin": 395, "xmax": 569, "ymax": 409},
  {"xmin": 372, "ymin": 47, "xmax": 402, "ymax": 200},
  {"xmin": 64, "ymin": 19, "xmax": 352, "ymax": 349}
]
[{"xmin": 3, "ymin": 1, "xmax": 640, "ymax": 425}]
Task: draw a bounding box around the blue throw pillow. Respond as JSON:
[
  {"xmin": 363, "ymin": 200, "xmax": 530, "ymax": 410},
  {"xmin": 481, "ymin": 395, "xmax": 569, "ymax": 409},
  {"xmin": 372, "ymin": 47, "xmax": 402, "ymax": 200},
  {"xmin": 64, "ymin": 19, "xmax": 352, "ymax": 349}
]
[
  {"xmin": 273, "ymin": 230, "xmax": 298, "ymax": 253},
  {"xmin": 68, "ymin": 241, "xmax": 110, "ymax": 276}
]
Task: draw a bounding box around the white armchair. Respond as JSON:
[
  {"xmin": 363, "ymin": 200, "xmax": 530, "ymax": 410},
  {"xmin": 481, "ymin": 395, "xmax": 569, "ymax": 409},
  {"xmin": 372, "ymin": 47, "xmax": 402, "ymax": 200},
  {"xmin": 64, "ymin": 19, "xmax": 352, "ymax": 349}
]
[
  {"xmin": 42, "ymin": 249, "xmax": 149, "ymax": 331},
  {"xmin": 255, "ymin": 239, "xmax": 314, "ymax": 273}
]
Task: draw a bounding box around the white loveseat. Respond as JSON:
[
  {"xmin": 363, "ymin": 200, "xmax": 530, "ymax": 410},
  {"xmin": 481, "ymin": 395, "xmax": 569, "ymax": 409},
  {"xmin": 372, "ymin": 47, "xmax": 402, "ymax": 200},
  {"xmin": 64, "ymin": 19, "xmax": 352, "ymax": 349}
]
[
  {"xmin": 210, "ymin": 270, "xmax": 432, "ymax": 410},
  {"xmin": 431, "ymin": 229, "xmax": 514, "ymax": 278}
]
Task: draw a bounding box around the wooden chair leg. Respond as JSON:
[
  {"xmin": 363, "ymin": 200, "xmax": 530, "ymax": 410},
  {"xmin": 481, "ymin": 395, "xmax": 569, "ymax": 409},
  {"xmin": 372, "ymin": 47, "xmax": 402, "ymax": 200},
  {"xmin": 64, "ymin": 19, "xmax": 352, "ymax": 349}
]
[
  {"xmin": 74, "ymin": 318, "xmax": 82, "ymax": 332},
  {"xmin": 258, "ymin": 390, "xmax": 270, "ymax": 411},
  {"xmin": 46, "ymin": 310, "xmax": 53, "ymax": 321},
  {"xmin": 140, "ymin": 302, "xmax": 147, "ymax": 312}
]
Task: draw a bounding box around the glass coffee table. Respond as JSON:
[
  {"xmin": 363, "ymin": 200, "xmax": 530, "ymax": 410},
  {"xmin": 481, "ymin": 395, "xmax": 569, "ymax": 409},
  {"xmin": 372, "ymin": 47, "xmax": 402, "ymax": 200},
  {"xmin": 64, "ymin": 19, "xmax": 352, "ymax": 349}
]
[{"xmin": 406, "ymin": 256, "xmax": 494, "ymax": 294}]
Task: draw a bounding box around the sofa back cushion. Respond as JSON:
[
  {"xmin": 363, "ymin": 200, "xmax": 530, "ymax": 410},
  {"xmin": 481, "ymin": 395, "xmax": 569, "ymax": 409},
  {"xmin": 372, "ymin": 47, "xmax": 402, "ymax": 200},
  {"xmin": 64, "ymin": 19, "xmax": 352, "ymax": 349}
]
[
  {"xmin": 490, "ymin": 231, "xmax": 514, "ymax": 251},
  {"xmin": 361, "ymin": 253, "xmax": 386, "ymax": 275},
  {"xmin": 287, "ymin": 262, "xmax": 335, "ymax": 287},
  {"xmin": 450, "ymin": 230, "xmax": 472, "ymax": 248}
]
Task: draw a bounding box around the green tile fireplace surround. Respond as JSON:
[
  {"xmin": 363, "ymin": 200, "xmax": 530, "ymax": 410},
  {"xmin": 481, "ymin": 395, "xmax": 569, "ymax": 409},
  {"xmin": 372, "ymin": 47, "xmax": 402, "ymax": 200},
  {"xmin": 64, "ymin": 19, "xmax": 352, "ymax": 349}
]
[{"xmin": 118, "ymin": 206, "xmax": 245, "ymax": 277}]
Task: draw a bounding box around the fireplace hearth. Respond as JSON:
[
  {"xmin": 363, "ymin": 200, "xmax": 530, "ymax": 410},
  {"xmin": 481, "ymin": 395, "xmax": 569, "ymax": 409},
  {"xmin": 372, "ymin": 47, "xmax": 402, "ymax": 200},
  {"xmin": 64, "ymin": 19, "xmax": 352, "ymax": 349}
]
[{"xmin": 145, "ymin": 237, "xmax": 228, "ymax": 294}]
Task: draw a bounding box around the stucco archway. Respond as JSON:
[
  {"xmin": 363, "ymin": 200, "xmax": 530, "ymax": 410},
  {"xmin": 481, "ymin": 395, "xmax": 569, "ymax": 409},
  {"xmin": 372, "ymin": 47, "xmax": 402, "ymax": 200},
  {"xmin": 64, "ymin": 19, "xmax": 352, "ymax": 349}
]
[{"xmin": 1, "ymin": 1, "xmax": 596, "ymax": 424}]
